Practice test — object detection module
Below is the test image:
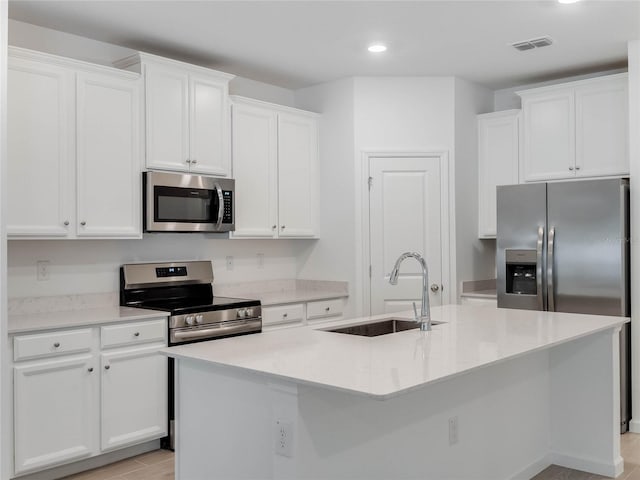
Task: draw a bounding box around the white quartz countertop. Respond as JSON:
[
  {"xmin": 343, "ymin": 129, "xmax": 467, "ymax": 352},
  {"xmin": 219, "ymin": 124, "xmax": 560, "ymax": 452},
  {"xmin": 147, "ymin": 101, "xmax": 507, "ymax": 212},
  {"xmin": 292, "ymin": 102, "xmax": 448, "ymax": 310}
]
[
  {"xmin": 9, "ymin": 306, "xmax": 168, "ymax": 335},
  {"xmin": 162, "ymin": 304, "xmax": 627, "ymax": 399}
]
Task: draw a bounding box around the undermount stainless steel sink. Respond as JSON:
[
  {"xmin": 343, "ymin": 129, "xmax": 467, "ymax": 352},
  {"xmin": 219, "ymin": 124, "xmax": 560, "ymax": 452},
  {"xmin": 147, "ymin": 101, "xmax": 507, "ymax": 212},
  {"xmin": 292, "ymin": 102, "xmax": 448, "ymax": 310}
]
[{"xmin": 326, "ymin": 318, "xmax": 444, "ymax": 337}]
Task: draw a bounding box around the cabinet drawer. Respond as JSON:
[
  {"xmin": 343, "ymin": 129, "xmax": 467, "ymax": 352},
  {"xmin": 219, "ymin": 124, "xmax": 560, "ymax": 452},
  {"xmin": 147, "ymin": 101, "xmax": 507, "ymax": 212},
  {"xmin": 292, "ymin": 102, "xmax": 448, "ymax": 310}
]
[
  {"xmin": 101, "ymin": 319, "xmax": 166, "ymax": 349},
  {"xmin": 262, "ymin": 304, "xmax": 304, "ymax": 326},
  {"xmin": 14, "ymin": 329, "xmax": 92, "ymax": 362},
  {"xmin": 306, "ymin": 299, "xmax": 344, "ymax": 320}
]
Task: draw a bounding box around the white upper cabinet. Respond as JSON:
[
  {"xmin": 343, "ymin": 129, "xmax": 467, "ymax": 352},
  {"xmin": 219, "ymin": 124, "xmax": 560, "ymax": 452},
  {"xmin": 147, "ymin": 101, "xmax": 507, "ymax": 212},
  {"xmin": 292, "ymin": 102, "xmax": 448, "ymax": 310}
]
[
  {"xmin": 230, "ymin": 97, "xmax": 319, "ymax": 239},
  {"xmin": 7, "ymin": 54, "xmax": 74, "ymax": 237},
  {"xmin": 7, "ymin": 47, "xmax": 142, "ymax": 239},
  {"xmin": 76, "ymin": 72, "xmax": 141, "ymax": 237},
  {"xmin": 518, "ymin": 73, "xmax": 628, "ymax": 182},
  {"xmin": 116, "ymin": 53, "xmax": 233, "ymax": 176},
  {"xmin": 278, "ymin": 112, "xmax": 318, "ymax": 238},
  {"xmin": 477, "ymin": 110, "xmax": 520, "ymax": 238}
]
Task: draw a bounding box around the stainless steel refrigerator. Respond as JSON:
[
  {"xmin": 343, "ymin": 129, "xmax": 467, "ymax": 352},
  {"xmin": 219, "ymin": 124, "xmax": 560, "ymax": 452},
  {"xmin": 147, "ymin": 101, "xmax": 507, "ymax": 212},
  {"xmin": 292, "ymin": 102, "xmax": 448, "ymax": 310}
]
[{"xmin": 496, "ymin": 177, "xmax": 630, "ymax": 432}]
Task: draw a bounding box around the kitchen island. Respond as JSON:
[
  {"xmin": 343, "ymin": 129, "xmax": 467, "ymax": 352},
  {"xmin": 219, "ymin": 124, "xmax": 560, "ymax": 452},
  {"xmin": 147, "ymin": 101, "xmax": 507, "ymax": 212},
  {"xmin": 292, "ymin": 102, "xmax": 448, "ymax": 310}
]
[{"xmin": 162, "ymin": 305, "xmax": 627, "ymax": 480}]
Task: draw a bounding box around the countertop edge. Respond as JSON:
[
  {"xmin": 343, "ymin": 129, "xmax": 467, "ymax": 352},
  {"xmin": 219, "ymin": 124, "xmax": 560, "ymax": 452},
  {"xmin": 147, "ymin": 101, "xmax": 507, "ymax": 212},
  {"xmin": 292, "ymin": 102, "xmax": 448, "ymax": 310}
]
[{"xmin": 8, "ymin": 307, "xmax": 169, "ymax": 335}]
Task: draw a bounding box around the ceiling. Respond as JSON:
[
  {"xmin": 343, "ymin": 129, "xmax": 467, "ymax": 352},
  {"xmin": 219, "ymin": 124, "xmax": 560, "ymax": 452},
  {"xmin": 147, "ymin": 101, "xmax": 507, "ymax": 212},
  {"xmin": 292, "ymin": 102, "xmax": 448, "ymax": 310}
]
[{"xmin": 8, "ymin": 1, "xmax": 640, "ymax": 90}]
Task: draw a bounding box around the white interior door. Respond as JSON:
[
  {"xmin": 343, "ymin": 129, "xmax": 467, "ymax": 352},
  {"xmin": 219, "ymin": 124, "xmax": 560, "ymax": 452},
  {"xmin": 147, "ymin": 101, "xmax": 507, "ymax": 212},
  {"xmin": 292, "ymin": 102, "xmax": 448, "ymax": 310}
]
[{"xmin": 369, "ymin": 156, "xmax": 443, "ymax": 315}]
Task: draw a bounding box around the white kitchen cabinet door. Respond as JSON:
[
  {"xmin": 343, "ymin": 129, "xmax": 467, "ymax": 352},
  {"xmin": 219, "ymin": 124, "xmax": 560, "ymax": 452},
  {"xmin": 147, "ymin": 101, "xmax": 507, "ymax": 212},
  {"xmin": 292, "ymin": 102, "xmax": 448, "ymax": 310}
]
[
  {"xmin": 14, "ymin": 355, "xmax": 98, "ymax": 474},
  {"xmin": 100, "ymin": 345, "xmax": 167, "ymax": 451},
  {"xmin": 7, "ymin": 57, "xmax": 74, "ymax": 237},
  {"xmin": 520, "ymin": 89, "xmax": 575, "ymax": 182},
  {"xmin": 231, "ymin": 102, "xmax": 278, "ymax": 237},
  {"xmin": 575, "ymin": 75, "xmax": 628, "ymax": 178},
  {"xmin": 144, "ymin": 62, "xmax": 190, "ymax": 172},
  {"xmin": 277, "ymin": 112, "xmax": 318, "ymax": 238},
  {"xmin": 76, "ymin": 72, "xmax": 141, "ymax": 238},
  {"xmin": 477, "ymin": 110, "xmax": 520, "ymax": 238},
  {"xmin": 189, "ymin": 73, "xmax": 229, "ymax": 176}
]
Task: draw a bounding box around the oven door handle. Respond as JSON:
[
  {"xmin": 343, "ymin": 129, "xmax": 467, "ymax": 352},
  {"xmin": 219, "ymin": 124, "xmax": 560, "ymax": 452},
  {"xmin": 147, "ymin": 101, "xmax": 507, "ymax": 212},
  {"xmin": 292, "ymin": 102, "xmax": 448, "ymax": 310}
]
[
  {"xmin": 171, "ymin": 319, "xmax": 261, "ymax": 343},
  {"xmin": 215, "ymin": 183, "xmax": 224, "ymax": 230}
]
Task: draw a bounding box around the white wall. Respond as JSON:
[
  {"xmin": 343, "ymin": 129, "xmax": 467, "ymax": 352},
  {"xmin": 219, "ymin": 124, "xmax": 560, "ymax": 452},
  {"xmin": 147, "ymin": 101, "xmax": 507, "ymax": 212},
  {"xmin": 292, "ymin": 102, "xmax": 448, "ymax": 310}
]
[
  {"xmin": 294, "ymin": 78, "xmax": 356, "ymax": 316},
  {"xmin": 8, "ymin": 19, "xmax": 296, "ymax": 107},
  {"xmin": 454, "ymin": 78, "xmax": 496, "ymax": 289},
  {"xmin": 1, "ymin": 3, "xmax": 8, "ymax": 479},
  {"xmin": 8, "ymin": 238, "xmax": 307, "ymax": 297},
  {"xmin": 627, "ymin": 39, "xmax": 640, "ymax": 433}
]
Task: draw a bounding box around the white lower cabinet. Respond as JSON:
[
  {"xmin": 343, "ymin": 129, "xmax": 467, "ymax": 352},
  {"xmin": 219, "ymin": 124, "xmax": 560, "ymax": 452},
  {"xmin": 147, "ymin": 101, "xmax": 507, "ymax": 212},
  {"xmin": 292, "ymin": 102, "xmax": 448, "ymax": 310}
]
[
  {"xmin": 14, "ymin": 355, "xmax": 98, "ymax": 474},
  {"xmin": 12, "ymin": 318, "xmax": 167, "ymax": 476},
  {"xmin": 262, "ymin": 298, "xmax": 345, "ymax": 331},
  {"xmin": 101, "ymin": 344, "xmax": 167, "ymax": 451}
]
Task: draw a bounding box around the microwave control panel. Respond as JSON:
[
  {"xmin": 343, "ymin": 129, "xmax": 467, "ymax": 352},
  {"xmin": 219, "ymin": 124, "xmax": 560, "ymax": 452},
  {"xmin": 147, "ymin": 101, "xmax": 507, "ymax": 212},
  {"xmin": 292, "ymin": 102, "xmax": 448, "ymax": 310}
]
[{"xmin": 223, "ymin": 191, "xmax": 233, "ymax": 223}]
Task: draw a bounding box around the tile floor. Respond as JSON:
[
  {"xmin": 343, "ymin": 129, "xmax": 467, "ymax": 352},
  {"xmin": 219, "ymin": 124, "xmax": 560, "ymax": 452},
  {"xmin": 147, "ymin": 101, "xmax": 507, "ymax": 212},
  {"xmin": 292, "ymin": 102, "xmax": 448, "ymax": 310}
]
[
  {"xmin": 61, "ymin": 449, "xmax": 174, "ymax": 480},
  {"xmin": 61, "ymin": 433, "xmax": 640, "ymax": 480}
]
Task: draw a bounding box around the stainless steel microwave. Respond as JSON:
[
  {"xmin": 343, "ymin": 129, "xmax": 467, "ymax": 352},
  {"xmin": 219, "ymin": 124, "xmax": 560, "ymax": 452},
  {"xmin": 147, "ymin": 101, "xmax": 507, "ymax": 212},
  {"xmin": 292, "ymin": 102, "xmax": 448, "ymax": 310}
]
[{"xmin": 143, "ymin": 171, "xmax": 235, "ymax": 232}]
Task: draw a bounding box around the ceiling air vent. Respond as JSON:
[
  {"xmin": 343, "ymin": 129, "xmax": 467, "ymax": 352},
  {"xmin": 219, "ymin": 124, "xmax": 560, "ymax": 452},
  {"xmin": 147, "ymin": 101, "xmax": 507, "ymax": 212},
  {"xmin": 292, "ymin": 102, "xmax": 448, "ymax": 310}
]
[{"xmin": 511, "ymin": 36, "xmax": 554, "ymax": 51}]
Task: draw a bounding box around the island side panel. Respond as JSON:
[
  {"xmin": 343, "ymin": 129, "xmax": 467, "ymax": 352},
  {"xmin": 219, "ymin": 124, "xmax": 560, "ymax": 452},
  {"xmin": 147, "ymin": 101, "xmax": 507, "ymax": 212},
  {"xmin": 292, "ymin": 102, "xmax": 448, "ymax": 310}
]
[
  {"xmin": 549, "ymin": 327, "xmax": 623, "ymax": 478},
  {"xmin": 175, "ymin": 360, "xmax": 280, "ymax": 480}
]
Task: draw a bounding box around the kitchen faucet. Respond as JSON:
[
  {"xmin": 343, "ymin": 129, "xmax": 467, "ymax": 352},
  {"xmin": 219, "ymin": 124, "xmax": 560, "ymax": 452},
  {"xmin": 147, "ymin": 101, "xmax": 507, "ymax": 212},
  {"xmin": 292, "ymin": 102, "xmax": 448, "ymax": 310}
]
[{"xmin": 389, "ymin": 251, "xmax": 432, "ymax": 331}]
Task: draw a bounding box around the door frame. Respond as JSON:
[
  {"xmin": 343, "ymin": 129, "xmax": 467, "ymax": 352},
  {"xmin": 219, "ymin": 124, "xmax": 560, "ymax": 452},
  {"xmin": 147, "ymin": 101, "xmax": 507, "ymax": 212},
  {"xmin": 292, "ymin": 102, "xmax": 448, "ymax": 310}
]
[{"xmin": 358, "ymin": 151, "xmax": 456, "ymax": 316}]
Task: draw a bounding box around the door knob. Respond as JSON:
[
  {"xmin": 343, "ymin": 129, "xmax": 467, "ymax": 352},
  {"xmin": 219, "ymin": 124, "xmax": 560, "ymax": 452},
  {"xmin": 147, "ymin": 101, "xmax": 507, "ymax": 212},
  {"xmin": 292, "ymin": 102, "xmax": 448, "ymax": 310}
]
[{"xmin": 430, "ymin": 284, "xmax": 440, "ymax": 292}]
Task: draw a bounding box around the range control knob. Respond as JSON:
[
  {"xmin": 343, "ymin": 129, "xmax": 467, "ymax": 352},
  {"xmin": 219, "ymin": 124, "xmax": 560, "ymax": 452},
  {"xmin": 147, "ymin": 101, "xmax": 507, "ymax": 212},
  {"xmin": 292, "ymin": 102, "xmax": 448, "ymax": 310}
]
[
  {"xmin": 195, "ymin": 314, "xmax": 204, "ymax": 324},
  {"xmin": 185, "ymin": 315, "xmax": 195, "ymax": 326},
  {"xmin": 245, "ymin": 308, "xmax": 254, "ymax": 318},
  {"xmin": 237, "ymin": 309, "xmax": 247, "ymax": 319}
]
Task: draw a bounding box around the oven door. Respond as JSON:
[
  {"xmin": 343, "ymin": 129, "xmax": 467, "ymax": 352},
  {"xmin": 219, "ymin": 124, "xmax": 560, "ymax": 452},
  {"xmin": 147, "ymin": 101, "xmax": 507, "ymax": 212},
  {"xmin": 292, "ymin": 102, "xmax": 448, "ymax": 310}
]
[{"xmin": 144, "ymin": 171, "xmax": 234, "ymax": 232}]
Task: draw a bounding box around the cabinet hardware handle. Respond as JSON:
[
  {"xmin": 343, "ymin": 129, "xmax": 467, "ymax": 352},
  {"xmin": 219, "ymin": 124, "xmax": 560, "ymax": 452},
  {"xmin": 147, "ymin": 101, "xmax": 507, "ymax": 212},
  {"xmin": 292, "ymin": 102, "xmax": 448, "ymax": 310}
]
[
  {"xmin": 575, "ymin": 165, "xmax": 581, "ymax": 171},
  {"xmin": 272, "ymin": 225, "xmax": 277, "ymax": 230},
  {"xmin": 191, "ymin": 158, "xmax": 197, "ymax": 164},
  {"xmin": 281, "ymin": 225, "xmax": 286, "ymax": 229},
  {"xmin": 104, "ymin": 365, "xmax": 110, "ymax": 370},
  {"xmin": 63, "ymin": 221, "xmax": 69, "ymax": 226},
  {"xmin": 325, "ymin": 307, "xmax": 330, "ymax": 311},
  {"xmin": 134, "ymin": 332, "xmax": 140, "ymax": 337},
  {"xmin": 80, "ymin": 221, "xmax": 86, "ymax": 226},
  {"xmin": 569, "ymin": 166, "xmax": 574, "ymax": 171},
  {"xmin": 186, "ymin": 159, "xmax": 191, "ymax": 164},
  {"xmin": 53, "ymin": 342, "xmax": 60, "ymax": 348},
  {"xmin": 88, "ymin": 367, "xmax": 94, "ymax": 373},
  {"xmin": 430, "ymin": 284, "xmax": 440, "ymax": 292},
  {"xmin": 283, "ymin": 313, "xmax": 288, "ymax": 318}
]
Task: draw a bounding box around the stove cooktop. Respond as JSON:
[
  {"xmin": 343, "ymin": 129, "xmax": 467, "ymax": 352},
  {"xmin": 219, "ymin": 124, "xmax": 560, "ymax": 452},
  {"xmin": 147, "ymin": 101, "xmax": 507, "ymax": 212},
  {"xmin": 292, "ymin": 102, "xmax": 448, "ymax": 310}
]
[{"xmin": 133, "ymin": 296, "xmax": 261, "ymax": 316}]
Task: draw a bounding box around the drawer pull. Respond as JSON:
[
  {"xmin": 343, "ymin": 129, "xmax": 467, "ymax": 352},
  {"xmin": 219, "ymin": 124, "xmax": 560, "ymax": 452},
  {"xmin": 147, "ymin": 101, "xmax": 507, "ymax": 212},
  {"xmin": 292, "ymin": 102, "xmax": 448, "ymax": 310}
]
[
  {"xmin": 283, "ymin": 313, "xmax": 288, "ymax": 318},
  {"xmin": 325, "ymin": 307, "xmax": 330, "ymax": 312},
  {"xmin": 53, "ymin": 342, "xmax": 60, "ymax": 348},
  {"xmin": 104, "ymin": 365, "xmax": 110, "ymax": 370},
  {"xmin": 88, "ymin": 367, "xmax": 94, "ymax": 373},
  {"xmin": 133, "ymin": 332, "xmax": 140, "ymax": 337}
]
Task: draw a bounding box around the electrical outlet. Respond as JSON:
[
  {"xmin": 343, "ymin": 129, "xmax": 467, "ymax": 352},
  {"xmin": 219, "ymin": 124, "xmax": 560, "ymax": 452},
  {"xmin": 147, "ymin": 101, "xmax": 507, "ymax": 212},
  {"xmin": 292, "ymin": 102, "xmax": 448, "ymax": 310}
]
[
  {"xmin": 448, "ymin": 416, "xmax": 459, "ymax": 446},
  {"xmin": 36, "ymin": 260, "xmax": 50, "ymax": 281},
  {"xmin": 226, "ymin": 256, "xmax": 234, "ymax": 271},
  {"xmin": 257, "ymin": 253, "xmax": 264, "ymax": 269},
  {"xmin": 275, "ymin": 420, "xmax": 294, "ymax": 457}
]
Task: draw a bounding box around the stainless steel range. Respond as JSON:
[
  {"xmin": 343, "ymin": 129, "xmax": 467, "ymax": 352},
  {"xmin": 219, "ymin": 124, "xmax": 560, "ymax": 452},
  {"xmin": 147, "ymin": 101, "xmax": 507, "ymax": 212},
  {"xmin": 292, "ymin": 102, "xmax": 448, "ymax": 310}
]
[{"xmin": 119, "ymin": 260, "xmax": 262, "ymax": 449}]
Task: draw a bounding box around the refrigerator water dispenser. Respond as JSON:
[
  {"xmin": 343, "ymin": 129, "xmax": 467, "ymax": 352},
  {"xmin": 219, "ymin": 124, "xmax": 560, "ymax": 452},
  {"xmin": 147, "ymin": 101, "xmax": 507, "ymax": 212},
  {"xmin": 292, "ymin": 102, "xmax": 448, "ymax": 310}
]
[{"xmin": 505, "ymin": 250, "xmax": 537, "ymax": 295}]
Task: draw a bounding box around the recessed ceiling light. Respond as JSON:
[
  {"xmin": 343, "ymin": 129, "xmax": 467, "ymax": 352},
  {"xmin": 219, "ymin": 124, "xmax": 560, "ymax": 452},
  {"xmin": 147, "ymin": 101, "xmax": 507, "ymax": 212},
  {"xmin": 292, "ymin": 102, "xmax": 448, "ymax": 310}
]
[
  {"xmin": 368, "ymin": 44, "xmax": 387, "ymax": 53},
  {"xmin": 558, "ymin": 0, "xmax": 581, "ymax": 4}
]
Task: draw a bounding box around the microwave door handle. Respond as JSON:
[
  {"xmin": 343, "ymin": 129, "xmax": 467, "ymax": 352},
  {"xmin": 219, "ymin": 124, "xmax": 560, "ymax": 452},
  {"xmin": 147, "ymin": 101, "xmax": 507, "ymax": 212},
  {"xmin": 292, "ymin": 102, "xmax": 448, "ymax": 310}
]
[
  {"xmin": 536, "ymin": 226, "xmax": 544, "ymax": 311},
  {"xmin": 215, "ymin": 183, "xmax": 224, "ymax": 230},
  {"xmin": 547, "ymin": 226, "xmax": 556, "ymax": 312}
]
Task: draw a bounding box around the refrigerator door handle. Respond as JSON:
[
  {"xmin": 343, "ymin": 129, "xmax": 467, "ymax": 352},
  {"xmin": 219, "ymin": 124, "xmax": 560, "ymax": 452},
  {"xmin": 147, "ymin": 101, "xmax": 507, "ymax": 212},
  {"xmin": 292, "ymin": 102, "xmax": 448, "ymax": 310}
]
[
  {"xmin": 547, "ymin": 226, "xmax": 556, "ymax": 312},
  {"xmin": 536, "ymin": 226, "xmax": 545, "ymax": 311}
]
